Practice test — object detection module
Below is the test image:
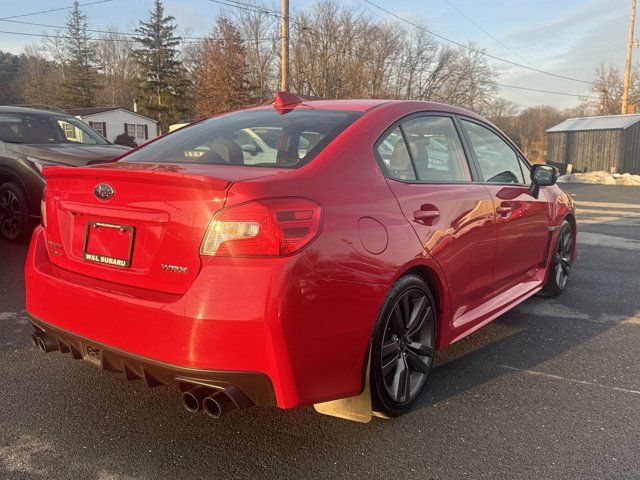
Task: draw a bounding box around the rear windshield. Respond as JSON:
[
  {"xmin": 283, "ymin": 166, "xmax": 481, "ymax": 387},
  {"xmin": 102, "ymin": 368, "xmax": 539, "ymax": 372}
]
[
  {"xmin": 122, "ymin": 109, "xmax": 362, "ymax": 168},
  {"xmin": 0, "ymin": 112, "xmax": 108, "ymax": 145}
]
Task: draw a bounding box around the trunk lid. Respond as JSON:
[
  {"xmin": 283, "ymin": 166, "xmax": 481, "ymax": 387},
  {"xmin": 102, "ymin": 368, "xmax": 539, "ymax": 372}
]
[
  {"xmin": 9, "ymin": 143, "xmax": 131, "ymax": 166},
  {"xmin": 43, "ymin": 162, "xmax": 282, "ymax": 294}
]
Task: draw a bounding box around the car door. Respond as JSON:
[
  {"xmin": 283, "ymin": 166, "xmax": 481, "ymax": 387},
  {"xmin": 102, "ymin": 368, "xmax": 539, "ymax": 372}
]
[
  {"xmin": 379, "ymin": 114, "xmax": 498, "ymax": 322},
  {"xmin": 459, "ymin": 118, "xmax": 551, "ymax": 292}
]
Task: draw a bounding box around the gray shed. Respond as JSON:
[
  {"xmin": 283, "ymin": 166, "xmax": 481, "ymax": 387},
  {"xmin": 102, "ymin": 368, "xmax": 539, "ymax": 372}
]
[{"xmin": 546, "ymin": 114, "xmax": 640, "ymax": 174}]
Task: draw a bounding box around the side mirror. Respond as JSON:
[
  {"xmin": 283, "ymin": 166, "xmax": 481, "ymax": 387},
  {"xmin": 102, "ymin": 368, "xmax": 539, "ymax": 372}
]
[{"xmin": 530, "ymin": 165, "xmax": 559, "ymax": 198}]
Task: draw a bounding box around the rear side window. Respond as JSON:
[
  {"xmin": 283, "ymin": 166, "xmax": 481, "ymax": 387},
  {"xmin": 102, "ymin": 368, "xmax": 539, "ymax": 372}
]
[
  {"xmin": 461, "ymin": 120, "xmax": 525, "ymax": 184},
  {"xmin": 122, "ymin": 109, "xmax": 362, "ymax": 168},
  {"xmin": 377, "ymin": 127, "xmax": 416, "ymax": 181},
  {"xmin": 377, "ymin": 116, "xmax": 471, "ymax": 182},
  {"xmin": 401, "ymin": 116, "xmax": 470, "ymax": 182}
]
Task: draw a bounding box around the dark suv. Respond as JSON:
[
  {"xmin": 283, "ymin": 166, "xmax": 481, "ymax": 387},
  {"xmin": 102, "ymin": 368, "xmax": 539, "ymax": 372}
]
[{"xmin": 0, "ymin": 106, "xmax": 131, "ymax": 242}]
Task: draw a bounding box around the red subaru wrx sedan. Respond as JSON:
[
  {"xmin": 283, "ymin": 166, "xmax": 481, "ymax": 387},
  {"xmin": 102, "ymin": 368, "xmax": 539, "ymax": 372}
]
[{"xmin": 25, "ymin": 93, "xmax": 576, "ymax": 421}]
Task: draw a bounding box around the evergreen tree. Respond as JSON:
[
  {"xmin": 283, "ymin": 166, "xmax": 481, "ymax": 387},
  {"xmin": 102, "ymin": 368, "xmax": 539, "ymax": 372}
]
[
  {"xmin": 63, "ymin": 1, "xmax": 99, "ymax": 107},
  {"xmin": 133, "ymin": 0, "xmax": 190, "ymax": 131},
  {"xmin": 193, "ymin": 17, "xmax": 252, "ymax": 117}
]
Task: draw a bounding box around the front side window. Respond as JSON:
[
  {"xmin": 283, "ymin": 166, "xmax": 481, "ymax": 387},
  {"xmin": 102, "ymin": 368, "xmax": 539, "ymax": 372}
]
[
  {"xmin": 401, "ymin": 116, "xmax": 470, "ymax": 182},
  {"xmin": 122, "ymin": 109, "xmax": 361, "ymax": 168},
  {"xmin": 462, "ymin": 120, "xmax": 525, "ymax": 184}
]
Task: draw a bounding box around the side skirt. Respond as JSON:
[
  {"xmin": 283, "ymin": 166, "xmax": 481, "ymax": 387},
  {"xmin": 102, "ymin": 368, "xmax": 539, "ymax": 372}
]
[{"xmin": 447, "ymin": 274, "xmax": 544, "ymax": 346}]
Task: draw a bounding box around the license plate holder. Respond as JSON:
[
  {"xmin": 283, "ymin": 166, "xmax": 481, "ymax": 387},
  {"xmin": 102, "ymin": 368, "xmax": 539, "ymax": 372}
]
[{"xmin": 83, "ymin": 221, "xmax": 134, "ymax": 268}]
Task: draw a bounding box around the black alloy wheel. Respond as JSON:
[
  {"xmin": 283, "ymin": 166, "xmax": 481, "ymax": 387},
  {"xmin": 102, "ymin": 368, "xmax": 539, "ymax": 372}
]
[
  {"xmin": 371, "ymin": 275, "xmax": 436, "ymax": 417},
  {"xmin": 0, "ymin": 182, "xmax": 30, "ymax": 243},
  {"xmin": 543, "ymin": 220, "xmax": 573, "ymax": 296}
]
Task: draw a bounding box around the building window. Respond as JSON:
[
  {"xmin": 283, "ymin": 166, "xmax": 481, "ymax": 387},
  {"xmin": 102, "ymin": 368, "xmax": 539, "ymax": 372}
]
[
  {"xmin": 125, "ymin": 123, "xmax": 148, "ymax": 142},
  {"xmin": 89, "ymin": 121, "xmax": 106, "ymax": 137},
  {"xmin": 57, "ymin": 120, "xmax": 82, "ymax": 142},
  {"xmin": 63, "ymin": 122, "xmax": 76, "ymax": 140}
]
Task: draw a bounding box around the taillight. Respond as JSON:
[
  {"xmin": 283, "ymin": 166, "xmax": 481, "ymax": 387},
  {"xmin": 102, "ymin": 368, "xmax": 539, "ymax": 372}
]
[
  {"xmin": 40, "ymin": 189, "xmax": 47, "ymax": 228},
  {"xmin": 200, "ymin": 198, "xmax": 322, "ymax": 257}
]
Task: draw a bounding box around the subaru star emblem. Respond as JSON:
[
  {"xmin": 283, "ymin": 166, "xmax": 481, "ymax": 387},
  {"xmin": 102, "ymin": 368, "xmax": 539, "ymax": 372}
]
[{"xmin": 94, "ymin": 183, "xmax": 114, "ymax": 200}]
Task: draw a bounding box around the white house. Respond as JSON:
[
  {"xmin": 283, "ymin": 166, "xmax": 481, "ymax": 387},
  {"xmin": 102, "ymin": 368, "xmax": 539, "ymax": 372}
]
[{"xmin": 66, "ymin": 107, "xmax": 159, "ymax": 145}]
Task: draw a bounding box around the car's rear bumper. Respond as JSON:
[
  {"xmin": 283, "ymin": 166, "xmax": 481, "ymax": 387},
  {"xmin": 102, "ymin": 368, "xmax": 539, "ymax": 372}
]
[
  {"xmin": 25, "ymin": 226, "xmax": 387, "ymax": 408},
  {"xmin": 30, "ymin": 317, "xmax": 277, "ymax": 406}
]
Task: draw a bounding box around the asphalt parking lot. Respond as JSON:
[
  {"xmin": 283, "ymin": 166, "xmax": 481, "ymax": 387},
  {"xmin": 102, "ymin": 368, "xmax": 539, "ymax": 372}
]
[{"xmin": 1, "ymin": 183, "xmax": 639, "ymax": 480}]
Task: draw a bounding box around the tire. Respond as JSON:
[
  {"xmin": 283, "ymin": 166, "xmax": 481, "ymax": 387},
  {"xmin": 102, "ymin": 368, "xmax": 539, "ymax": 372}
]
[
  {"xmin": 542, "ymin": 220, "xmax": 573, "ymax": 297},
  {"xmin": 0, "ymin": 181, "xmax": 31, "ymax": 243},
  {"xmin": 371, "ymin": 274, "xmax": 436, "ymax": 417}
]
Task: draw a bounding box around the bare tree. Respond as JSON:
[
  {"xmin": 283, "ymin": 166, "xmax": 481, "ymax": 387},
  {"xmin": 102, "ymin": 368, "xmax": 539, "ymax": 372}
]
[
  {"xmin": 95, "ymin": 28, "xmax": 137, "ymax": 108},
  {"xmin": 283, "ymin": 1, "xmax": 498, "ymax": 106},
  {"xmin": 483, "ymin": 97, "xmax": 520, "ymax": 120},
  {"xmin": 233, "ymin": 6, "xmax": 276, "ymax": 102},
  {"xmin": 582, "ymin": 63, "xmax": 639, "ymax": 115},
  {"xmin": 509, "ymin": 105, "xmax": 564, "ymax": 163},
  {"xmin": 439, "ymin": 43, "xmax": 497, "ymax": 111},
  {"xmin": 17, "ymin": 44, "xmax": 65, "ymax": 105}
]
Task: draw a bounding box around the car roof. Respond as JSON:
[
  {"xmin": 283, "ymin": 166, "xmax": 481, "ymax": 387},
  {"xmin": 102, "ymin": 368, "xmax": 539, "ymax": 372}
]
[
  {"xmin": 0, "ymin": 105, "xmax": 70, "ymax": 116},
  {"xmin": 253, "ymin": 97, "xmax": 487, "ymax": 121},
  {"xmin": 292, "ymin": 99, "xmax": 391, "ymax": 112}
]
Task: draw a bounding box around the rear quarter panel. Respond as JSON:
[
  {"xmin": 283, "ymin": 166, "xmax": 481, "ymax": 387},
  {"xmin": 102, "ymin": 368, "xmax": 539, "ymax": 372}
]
[{"xmin": 221, "ymin": 103, "xmax": 457, "ymax": 401}]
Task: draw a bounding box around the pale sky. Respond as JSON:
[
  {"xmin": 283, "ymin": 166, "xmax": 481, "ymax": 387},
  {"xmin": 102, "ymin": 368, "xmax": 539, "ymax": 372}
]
[{"xmin": 0, "ymin": 0, "xmax": 636, "ymax": 109}]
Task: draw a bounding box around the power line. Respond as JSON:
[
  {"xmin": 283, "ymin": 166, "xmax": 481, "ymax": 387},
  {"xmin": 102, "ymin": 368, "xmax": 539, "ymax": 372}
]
[
  {"xmin": 443, "ymin": 0, "xmax": 593, "ymax": 94},
  {"xmin": 0, "ymin": 29, "xmax": 129, "ymax": 41},
  {"xmin": 0, "ymin": 28, "xmax": 144, "ymax": 43},
  {"xmin": 362, "ymin": 0, "xmax": 595, "ymax": 86},
  {"xmin": 0, "ymin": 0, "xmax": 271, "ymax": 45},
  {"xmin": 500, "ymin": 84, "xmax": 552, "ymax": 106},
  {"xmin": 208, "ymin": 0, "xmax": 325, "ymax": 38},
  {"xmin": 494, "ymin": 82, "xmax": 597, "ymax": 99},
  {"xmin": 214, "ymin": 0, "xmax": 597, "ymax": 98},
  {"xmin": 0, "ymin": 18, "xmax": 276, "ymax": 43},
  {"xmin": 443, "ymin": 0, "xmax": 534, "ymax": 67},
  {"xmin": 208, "ymin": 0, "xmax": 281, "ymax": 18},
  {"xmin": 0, "ymin": 0, "xmax": 113, "ymax": 21},
  {"xmin": 0, "ymin": 28, "xmax": 275, "ymax": 44},
  {"xmin": 0, "ymin": 19, "xmax": 189, "ymax": 41},
  {"xmin": 0, "ymin": 0, "xmax": 278, "ymax": 43},
  {"xmin": 352, "ymin": 0, "xmax": 384, "ymax": 19}
]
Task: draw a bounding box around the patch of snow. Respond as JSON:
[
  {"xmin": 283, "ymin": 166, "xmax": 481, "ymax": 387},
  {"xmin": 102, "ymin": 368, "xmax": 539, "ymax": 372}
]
[{"xmin": 558, "ymin": 171, "xmax": 640, "ymax": 186}]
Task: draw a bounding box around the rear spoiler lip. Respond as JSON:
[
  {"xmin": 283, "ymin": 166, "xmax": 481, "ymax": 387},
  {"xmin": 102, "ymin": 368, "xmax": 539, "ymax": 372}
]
[{"xmin": 43, "ymin": 165, "xmax": 231, "ymax": 191}]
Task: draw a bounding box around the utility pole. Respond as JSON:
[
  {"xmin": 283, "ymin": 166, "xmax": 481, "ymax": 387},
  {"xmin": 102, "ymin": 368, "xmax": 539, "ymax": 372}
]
[
  {"xmin": 280, "ymin": 0, "xmax": 289, "ymax": 92},
  {"xmin": 621, "ymin": 0, "xmax": 637, "ymax": 114}
]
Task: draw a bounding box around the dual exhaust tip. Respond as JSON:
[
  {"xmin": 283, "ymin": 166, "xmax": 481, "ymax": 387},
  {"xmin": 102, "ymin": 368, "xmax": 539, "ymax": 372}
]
[
  {"xmin": 32, "ymin": 329, "xmax": 241, "ymax": 419},
  {"xmin": 181, "ymin": 386, "xmax": 238, "ymax": 419}
]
